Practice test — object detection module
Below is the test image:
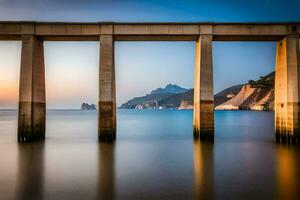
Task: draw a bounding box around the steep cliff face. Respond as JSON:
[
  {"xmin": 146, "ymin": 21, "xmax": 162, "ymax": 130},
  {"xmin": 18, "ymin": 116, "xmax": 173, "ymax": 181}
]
[
  {"xmin": 214, "ymin": 84, "xmax": 244, "ymax": 106},
  {"xmin": 215, "ymin": 85, "xmax": 274, "ymax": 110},
  {"xmin": 178, "ymin": 100, "xmax": 193, "ymax": 110},
  {"xmin": 215, "ymin": 72, "xmax": 274, "ymax": 111}
]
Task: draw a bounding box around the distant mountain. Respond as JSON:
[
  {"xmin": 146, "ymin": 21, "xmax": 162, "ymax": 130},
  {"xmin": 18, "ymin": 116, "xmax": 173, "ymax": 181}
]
[
  {"xmin": 120, "ymin": 72, "xmax": 275, "ymax": 111},
  {"xmin": 150, "ymin": 84, "xmax": 188, "ymax": 95},
  {"xmin": 120, "ymin": 84, "xmax": 189, "ymax": 109}
]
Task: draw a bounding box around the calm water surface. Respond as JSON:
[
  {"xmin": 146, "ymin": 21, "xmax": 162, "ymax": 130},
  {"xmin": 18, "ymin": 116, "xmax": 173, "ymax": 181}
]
[{"xmin": 0, "ymin": 109, "xmax": 299, "ymax": 200}]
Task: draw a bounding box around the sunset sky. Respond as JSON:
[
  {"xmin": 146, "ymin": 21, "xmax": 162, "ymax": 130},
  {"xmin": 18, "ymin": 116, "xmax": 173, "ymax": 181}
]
[
  {"xmin": 0, "ymin": 0, "xmax": 299, "ymax": 109},
  {"xmin": 0, "ymin": 41, "xmax": 275, "ymax": 109}
]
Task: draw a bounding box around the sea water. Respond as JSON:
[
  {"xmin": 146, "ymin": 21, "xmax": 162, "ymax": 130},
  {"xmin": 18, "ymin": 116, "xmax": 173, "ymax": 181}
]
[{"xmin": 0, "ymin": 109, "xmax": 299, "ymax": 200}]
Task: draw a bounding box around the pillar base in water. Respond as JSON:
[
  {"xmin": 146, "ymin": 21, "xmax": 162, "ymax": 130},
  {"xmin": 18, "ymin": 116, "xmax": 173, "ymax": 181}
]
[
  {"xmin": 18, "ymin": 135, "xmax": 45, "ymax": 143},
  {"xmin": 275, "ymin": 132, "xmax": 300, "ymax": 144},
  {"xmin": 98, "ymin": 101, "xmax": 116, "ymax": 142},
  {"xmin": 99, "ymin": 131, "xmax": 116, "ymax": 142},
  {"xmin": 193, "ymin": 128, "xmax": 214, "ymax": 142},
  {"xmin": 18, "ymin": 102, "xmax": 45, "ymax": 143}
]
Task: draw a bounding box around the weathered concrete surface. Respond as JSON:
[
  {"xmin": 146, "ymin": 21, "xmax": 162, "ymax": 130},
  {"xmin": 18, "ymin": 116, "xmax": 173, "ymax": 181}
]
[
  {"xmin": 114, "ymin": 35, "xmax": 198, "ymax": 41},
  {"xmin": 99, "ymin": 35, "xmax": 116, "ymax": 141},
  {"xmin": 0, "ymin": 23, "xmax": 35, "ymax": 35},
  {"xmin": 213, "ymin": 24, "xmax": 298, "ymax": 41},
  {"xmin": 18, "ymin": 35, "xmax": 46, "ymax": 142},
  {"xmin": 275, "ymin": 34, "xmax": 300, "ymax": 144},
  {"xmin": 35, "ymin": 24, "xmax": 101, "ymax": 35},
  {"xmin": 114, "ymin": 24, "xmax": 200, "ymax": 35},
  {"xmin": 41, "ymin": 35, "xmax": 99, "ymax": 41},
  {"xmin": 193, "ymin": 35, "xmax": 214, "ymax": 141}
]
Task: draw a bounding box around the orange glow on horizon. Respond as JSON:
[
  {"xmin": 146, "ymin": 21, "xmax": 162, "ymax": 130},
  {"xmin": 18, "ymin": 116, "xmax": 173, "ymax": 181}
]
[
  {"xmin": 0, "ymin": 83, "xmax": 19, "ymax": 102},
  {"xmin": 0, "ymin": 41, "xmax": 21, "ymax": 108}
]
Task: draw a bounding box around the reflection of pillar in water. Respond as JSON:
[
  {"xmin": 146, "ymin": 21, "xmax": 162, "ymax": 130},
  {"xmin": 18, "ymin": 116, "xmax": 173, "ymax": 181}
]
[
  {"xmin": 193, "ymin": 139, "xmax": 214, "ymax": 199},
  {"xmin": 276, "ymin": 145, "xmax": 299, "ymax": 199},
  {"xmin": 97, "ymin": 143, "xmax": 115, "ymax": 200},
  {"xmin": 16, "ymin": 142, "xmax": 45, "ymax": 200}
]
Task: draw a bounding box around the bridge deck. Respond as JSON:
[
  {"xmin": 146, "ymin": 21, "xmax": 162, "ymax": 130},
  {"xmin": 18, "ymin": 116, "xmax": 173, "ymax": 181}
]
[{"xmin": 0, "ymin": 22, "xmax": 298, "ymax": 41}]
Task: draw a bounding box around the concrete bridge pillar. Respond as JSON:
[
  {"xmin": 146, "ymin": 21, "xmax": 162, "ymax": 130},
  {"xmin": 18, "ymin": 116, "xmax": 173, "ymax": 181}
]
[
  {"xmin": 193, "ymin": 35, "xmax": 214, "ymax": 141},
  {"xmin": 99, "ymin": 35, "xmax": 116, "ymax": 142},
  {"xmin": 275, "ymin": 34, "xmax": 300, "ymax": 143},
  {"xmin": 18, "ymin": 35, "xmax": 46, "ymax": 142}
]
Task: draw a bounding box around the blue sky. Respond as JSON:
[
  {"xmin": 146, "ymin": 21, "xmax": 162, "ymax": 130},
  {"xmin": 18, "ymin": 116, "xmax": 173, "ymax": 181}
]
[
  {"xmin": 0, "ymin": 0, "xmax": 299, "ymax": 22},
  {"xmin": 0, "ymin": 0, "xmax": 298, "ymax": 108}
]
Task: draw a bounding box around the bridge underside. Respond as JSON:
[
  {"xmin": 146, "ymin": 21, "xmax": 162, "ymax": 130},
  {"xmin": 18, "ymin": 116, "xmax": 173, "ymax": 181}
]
[{"xmin": 1, "ymin": 22, "xmax": 299, "ymax": 143}]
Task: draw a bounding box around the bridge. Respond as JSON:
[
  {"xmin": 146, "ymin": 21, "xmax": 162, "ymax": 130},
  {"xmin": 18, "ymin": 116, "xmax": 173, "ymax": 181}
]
[{"xmin": 0, "ymin": 22, "xmax": 299, "ymax": 143}]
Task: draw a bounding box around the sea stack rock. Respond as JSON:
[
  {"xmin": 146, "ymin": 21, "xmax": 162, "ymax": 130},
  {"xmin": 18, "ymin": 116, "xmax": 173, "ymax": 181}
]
[{"xmin": 81, "ymin": 103, "xmax": 97, "ymax": 110}]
